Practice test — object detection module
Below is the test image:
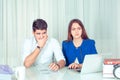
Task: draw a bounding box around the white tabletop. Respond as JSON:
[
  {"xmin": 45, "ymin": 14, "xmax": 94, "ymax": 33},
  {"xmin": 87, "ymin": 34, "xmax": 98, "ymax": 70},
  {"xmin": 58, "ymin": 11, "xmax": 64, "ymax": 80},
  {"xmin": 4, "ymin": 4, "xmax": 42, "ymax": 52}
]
[{"xmin": 25, "ymin": 67, "xmax": 119, "ymax": 80}]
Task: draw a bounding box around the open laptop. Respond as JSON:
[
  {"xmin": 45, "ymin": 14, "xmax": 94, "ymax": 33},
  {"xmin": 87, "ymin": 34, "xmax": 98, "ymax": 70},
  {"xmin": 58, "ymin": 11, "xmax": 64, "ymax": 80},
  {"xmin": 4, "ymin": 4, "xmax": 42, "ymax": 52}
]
[
  {"xmin": 80, "ymin": 54, "xmax": 103, "ymax": 74},
  {"xmin": 69, "ymin": 54, "xmax": 103, "ymax": 74}
]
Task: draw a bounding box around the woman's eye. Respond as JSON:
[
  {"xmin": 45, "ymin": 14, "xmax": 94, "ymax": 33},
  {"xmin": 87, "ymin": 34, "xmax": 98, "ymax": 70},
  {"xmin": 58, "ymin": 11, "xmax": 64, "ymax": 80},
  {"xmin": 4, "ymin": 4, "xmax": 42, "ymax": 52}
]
[
  {"xmin": 78, "ymin": 27, "xmax": 81, "ymax": 30},
  {"xmin": 72, "ymin": 28, "xmax": 75, "ymax": 31}
]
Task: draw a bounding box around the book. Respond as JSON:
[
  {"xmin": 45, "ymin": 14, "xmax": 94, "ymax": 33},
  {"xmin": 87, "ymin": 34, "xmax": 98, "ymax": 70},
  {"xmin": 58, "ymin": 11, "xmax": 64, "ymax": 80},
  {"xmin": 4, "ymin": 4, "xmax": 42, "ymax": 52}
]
[
  {"xmin": 103, "ymin": 64, "xmax": 114, "ymax": 78},
  {"xmin": 103, "ymin": 59, "xmax": 120, "ymax": 78},
  {"xmin": 104, "ymin": 59, "xmax": 120, "ymax": 65},
  {"xmin": 0, "ymin": 65, "xmax": 13, "ymax": 80}
]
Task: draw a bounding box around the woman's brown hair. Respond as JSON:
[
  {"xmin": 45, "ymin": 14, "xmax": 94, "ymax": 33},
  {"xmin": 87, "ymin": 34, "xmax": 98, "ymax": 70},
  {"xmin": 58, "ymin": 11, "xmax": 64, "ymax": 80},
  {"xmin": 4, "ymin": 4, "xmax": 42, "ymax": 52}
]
[{"xmin": 67, "ymin": 19, "xmax": 89, "ymax": 41}]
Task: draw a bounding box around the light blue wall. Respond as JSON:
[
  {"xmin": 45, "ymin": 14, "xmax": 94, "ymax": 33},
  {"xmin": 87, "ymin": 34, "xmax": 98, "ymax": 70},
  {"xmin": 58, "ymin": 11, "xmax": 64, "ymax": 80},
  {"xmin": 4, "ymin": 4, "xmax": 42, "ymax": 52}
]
[{"xmin": 0, "ymin": 0, "xmax": 120, "ymax": 66}]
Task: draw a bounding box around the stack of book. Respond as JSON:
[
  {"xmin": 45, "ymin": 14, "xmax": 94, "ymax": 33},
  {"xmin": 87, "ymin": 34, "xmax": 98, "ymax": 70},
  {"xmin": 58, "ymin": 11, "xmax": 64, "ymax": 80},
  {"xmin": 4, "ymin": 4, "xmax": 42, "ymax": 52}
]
[
  {"xmin": 0, "ymin": 65, "xmax": 14, "ymax": 80},
  {"xmin": 103, "ymin": 59, "xmax": 120, "ymax": 78}
]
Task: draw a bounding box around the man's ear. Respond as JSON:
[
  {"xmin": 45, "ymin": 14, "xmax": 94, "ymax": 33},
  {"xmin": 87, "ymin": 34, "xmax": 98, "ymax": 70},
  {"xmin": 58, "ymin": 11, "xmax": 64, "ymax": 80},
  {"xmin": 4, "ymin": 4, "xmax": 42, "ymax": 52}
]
[{"xmin": 32, "ymin": 31, "xmax": 35, "ymax": 35}]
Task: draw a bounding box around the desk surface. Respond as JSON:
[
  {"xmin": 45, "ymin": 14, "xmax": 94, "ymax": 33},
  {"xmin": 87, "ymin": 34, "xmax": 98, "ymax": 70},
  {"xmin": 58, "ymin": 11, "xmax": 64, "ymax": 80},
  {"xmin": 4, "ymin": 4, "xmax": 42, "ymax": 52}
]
[{"xmin": 25, "ymin": 67, "xmax": 119, "ymax": 80}]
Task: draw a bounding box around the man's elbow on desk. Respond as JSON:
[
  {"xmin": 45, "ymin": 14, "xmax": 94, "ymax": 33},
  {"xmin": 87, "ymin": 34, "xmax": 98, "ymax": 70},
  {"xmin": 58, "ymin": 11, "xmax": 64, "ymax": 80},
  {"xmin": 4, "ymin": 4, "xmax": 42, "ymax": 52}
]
[
  {"xmin": 23, "ymin": 59, "xmax": 33, "ymax": 68},
  {"xmin": 24, "ymin": 62, "xmax": 31, "ymax": 68}
]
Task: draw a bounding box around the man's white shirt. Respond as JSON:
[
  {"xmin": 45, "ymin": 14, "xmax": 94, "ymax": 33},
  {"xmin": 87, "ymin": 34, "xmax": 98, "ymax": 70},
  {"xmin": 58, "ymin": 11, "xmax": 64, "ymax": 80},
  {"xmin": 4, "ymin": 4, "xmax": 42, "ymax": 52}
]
[{"xmin": 22, "ymin": 37, "xmax": 65, "ymax": 66}]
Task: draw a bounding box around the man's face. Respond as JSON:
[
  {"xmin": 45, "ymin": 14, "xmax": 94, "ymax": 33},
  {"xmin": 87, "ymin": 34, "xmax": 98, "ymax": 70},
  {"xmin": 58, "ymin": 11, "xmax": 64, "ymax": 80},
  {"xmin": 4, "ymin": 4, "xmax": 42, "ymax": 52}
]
[{"xmin": 33, "ymin": 29, "xmax": 47, "ymax": 41}]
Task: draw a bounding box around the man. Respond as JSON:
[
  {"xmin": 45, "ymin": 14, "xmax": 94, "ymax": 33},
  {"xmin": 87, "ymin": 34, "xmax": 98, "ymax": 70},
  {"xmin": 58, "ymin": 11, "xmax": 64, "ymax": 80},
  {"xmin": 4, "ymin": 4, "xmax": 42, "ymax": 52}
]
[{"xmin": 22, "ymin": 19, "xmax": 65, "ymax": 71}]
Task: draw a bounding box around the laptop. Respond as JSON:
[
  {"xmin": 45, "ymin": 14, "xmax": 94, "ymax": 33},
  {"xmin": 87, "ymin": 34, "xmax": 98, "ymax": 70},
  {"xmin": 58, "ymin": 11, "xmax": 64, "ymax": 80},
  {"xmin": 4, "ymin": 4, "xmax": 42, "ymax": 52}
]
[
  {"xmin": 69, "ymin": 54, "xmax": 103, "ymax": 74},
  {"xmin": 80, "ymin": 54, "xmax": 103, "ymax": 74}
]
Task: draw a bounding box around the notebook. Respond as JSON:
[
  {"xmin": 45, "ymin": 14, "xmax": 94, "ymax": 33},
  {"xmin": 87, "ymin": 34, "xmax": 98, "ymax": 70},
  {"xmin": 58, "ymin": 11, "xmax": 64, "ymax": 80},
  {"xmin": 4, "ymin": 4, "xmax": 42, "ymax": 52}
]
[{"xmin": 80, "ymin": 54, "xmax": 103, "ymax": 74}]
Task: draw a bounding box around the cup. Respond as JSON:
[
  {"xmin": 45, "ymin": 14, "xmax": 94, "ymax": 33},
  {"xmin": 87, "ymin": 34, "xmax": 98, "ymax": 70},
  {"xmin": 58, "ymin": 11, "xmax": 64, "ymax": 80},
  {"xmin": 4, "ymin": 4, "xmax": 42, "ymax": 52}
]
[{"xmin": 15, "ymin": 66, "xmax": 25, "ymax": 80}]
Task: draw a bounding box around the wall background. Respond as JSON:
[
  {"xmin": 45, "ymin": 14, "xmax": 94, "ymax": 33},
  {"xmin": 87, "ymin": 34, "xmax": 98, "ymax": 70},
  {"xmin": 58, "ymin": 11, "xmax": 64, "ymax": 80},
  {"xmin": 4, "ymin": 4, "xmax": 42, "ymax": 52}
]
[{"xmin": 0, "ymin": 0, "xmax": 120, "ymax": 67}]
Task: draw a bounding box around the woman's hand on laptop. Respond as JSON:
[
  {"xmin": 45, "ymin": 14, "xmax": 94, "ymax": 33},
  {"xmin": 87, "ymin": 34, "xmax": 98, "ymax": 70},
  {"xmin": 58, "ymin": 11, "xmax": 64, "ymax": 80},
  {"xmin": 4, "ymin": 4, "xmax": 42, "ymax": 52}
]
[{"xmin": 68, "ymin": 63, "xmax": 82, "ymax": 69}]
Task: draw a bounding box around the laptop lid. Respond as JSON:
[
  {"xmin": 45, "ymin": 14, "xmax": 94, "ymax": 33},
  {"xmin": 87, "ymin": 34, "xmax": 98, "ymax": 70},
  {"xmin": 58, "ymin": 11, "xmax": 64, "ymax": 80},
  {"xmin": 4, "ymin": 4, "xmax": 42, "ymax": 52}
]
[{"xmin": 81, "ymin": 54, "xmax": 103, "ymax": 74}]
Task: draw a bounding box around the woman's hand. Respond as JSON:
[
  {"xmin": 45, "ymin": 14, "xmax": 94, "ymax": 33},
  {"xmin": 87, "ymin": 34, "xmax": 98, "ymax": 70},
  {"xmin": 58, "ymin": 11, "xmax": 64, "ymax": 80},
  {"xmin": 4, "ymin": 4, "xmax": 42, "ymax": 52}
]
[{"xmin": 68, "ymin": 63, "xmax": 82, "ymax": 69}]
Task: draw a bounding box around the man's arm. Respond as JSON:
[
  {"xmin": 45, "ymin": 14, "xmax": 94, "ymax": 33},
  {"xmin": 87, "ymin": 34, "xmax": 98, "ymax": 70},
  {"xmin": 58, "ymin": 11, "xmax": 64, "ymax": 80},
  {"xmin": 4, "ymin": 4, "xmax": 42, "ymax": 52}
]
[
  {"xmin": 24, "ymin": 47, "xmax": 40, "ymax": 68},
  {"xmin": 49, "ymin": 39, "xmax": 66, "ymax": 71},
  {"xmin": 57, "ymin": 59, "xmax": 66, "ymax": 69},
  {"xmin": 23, "ymin": 36, "xmax": 47, "ymax": 68}
]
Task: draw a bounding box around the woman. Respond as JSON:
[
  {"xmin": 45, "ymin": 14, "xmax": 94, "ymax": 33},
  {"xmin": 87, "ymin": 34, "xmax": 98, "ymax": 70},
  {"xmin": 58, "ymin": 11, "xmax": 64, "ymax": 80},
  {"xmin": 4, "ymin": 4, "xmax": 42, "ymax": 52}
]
[{"xmin": 62, "ymin": 19, "xmax": 97, "ymax": 69}]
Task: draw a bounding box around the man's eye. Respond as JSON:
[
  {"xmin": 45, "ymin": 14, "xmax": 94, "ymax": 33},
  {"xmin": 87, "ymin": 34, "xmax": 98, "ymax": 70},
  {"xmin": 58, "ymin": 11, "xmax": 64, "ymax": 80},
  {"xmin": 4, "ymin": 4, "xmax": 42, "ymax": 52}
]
[
  {"xmin": 37, "ymin": 33, "xmax": 40, "ymax": 35},
  {"xmin": 43, "ymin": 32, "xmax": 46, "ymax": 34}
]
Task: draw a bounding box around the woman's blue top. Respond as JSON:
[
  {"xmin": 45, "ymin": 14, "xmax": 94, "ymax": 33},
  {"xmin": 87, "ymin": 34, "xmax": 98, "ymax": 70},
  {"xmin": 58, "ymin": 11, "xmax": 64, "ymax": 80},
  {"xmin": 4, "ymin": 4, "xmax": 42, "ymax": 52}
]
[{"xmin": 62, "ymin": 39, "xmax": 97, "ymax": 66}]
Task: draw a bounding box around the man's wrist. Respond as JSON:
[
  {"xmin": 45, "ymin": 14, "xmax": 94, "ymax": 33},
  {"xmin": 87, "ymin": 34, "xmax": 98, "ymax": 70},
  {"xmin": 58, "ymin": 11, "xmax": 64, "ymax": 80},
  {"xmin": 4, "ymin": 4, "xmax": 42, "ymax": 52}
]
[
  {"xmin": 37, "ymin": 46, "xmax": 40, "ymax": 49},
  {"xmin": 56, "ymin": 63, "xmax": 60, "ymax": 69}
]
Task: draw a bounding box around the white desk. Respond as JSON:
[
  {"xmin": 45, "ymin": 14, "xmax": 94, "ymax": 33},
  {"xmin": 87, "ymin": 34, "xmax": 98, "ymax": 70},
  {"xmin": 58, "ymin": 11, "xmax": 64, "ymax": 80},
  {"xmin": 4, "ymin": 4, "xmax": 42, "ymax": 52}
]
[{"xmin": 25, "ymin": 67, "xmax": 119, "ymax": 80}]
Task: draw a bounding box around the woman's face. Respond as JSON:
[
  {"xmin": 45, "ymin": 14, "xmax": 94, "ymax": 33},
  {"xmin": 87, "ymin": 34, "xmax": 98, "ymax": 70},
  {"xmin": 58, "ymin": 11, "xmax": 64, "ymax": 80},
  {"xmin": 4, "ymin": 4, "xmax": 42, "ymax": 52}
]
[{"xmin": 71, "ymin": 22, "xmax": 82, "ymax": 39}]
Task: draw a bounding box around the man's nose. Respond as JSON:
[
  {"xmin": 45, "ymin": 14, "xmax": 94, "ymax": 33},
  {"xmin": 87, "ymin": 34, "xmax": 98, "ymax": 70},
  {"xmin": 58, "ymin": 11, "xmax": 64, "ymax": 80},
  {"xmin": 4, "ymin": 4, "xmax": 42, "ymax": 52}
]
[{"xmin": 40, "ymin": 34, "xmax": 44, "ymax": 39}]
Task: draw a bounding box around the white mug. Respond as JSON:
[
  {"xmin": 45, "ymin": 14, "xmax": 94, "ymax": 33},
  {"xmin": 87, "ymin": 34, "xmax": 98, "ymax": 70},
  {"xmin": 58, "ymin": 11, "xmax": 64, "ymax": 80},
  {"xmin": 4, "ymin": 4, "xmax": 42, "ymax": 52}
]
[{"xmin": 15, "ymin": 66, "xmax": 25, "ymax": 80}]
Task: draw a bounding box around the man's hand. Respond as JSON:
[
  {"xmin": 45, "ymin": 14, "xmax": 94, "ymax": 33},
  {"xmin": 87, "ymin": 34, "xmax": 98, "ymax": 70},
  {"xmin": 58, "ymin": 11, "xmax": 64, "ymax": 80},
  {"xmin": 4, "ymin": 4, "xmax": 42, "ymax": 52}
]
[
  {"xmin": 49, "ymin": 63, "xmax": 60, "ymax": 71},
  {"xmin": 37, "ymin": 36, "xmax": 48, "ymax": 48}
]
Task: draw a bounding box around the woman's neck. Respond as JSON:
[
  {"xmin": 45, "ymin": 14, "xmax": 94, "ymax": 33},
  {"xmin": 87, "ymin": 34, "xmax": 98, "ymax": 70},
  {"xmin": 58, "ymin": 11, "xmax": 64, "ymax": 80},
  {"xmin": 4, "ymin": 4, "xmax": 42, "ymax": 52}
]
[
  {"xmin": 73, "ymin": 37, "xmax": 82, "ymax": 42},
  {"xmin": 73, "ymin": 38, "xmax": 83, "ymax": 48}
]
